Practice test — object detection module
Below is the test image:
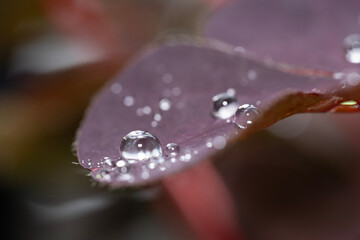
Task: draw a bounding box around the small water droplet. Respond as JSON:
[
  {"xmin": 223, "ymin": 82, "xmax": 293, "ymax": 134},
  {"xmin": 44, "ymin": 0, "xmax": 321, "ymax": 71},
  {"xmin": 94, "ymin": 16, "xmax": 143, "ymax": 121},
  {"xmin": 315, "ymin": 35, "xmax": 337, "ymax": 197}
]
[
  {"xmin": 136, "ymin": 108, "xmax": 144, "ymax": 116},
  {"xmin": 151, "ymin": 121, "xmax": 158, "ymax": 128},
  {"xmin": 120, "ymin": 130, "xmax": 162, "ymax": 161},
  {"xmin": 247, "ymin": 69, "xmax": 257, "ymax": 80},
  {"xmin": 154, "ymin": 113, "xmax": 162, "ymax": 121},
  {"xmin": 233, "ymin": 104, "xmax": 259, "ymax": 129},
  {"xmin": 226, "ymin": 88, "xmax": 236, "ymax": 96},
  {"xmin": 206, "ymin": 140, "xmax": 213, "ymax": 148},
  {"xmin": 162, "ymin": 73, "xmax": 173, "ymax": 83},
  {"xmin": 346, "ymin": 72, "xmax": 360, "ymax": 86},
  {"xmin": 212, "ymin": 92, "xmax": 239, "ymax": 119},
  {"xmin": 110, "ymin": 83, "xmax": 122, "ymax": 94},
  {"xmin": 213, "ymin": 136, "xmax": 227, "ymax": 150},
  {"xmin": 159, "ymin": 98, "xmax": 172, "ymax": 111},
  {"xmin": 124, "ymin": 96, "xmax": 135, "ymax": 107},
  {"xmin": 147, "ymin": 161, "xmax": 157, "ymax": 169},
  {"xmin": 165, "ymin": 143, "xmax": 180, "ymax": 157},
  {"xmin": 344, "ymin": 34, "xmax": 360, "ymax": 64},
  {"xmin": 256, "ymin": 100, "xmax": 262, "ymax": 105},
  {"xmin": 170, "ymin": 157, "xmax": 176, "ymax": 163},
  {"xmin": 143, "ymin": 106, "xmax": 152, "ymax": 115},
  {"xmin": 172, "ymin": 87, "xmax": 181, "ymax": 96}
]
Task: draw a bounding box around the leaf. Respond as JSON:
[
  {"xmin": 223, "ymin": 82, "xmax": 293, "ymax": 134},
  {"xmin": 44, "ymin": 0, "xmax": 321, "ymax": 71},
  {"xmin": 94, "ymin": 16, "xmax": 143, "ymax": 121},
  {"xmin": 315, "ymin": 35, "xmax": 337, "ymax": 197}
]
[
  {"xmin": 76, "ymin": 39, "xmax": 360, "ymax": 187},
  {"xmin": 205, "ymin": 0, "xmax": 360, "ymax": 72}
]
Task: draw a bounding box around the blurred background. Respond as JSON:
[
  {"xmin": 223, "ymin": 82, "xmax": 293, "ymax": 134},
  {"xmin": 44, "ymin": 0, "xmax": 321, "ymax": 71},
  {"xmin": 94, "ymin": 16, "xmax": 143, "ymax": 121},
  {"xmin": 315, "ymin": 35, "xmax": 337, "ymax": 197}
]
[{"xmin": 1, "ymin": 0, "xmax": 360, "ymax": 240}]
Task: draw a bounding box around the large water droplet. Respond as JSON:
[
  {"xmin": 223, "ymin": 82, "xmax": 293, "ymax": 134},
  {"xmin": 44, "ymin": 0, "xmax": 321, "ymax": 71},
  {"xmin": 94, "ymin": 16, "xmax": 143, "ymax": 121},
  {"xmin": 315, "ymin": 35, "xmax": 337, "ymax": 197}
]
[
  {"xmin": 165, "ymin": 143, "xmax": 180, "ymax": 157},
  {"xmin": 211, "ymin": 92, "xmax": 239, "ymax": 119},
  {"xmin": 344, "ymin": 34, "xmax": 360, "ymax": 64},
  {"xmin": 233, "ymin": 104, "xmax": 259, "ymax": 129},
  {"xmin": 120, "ymin": 130, "xmax": 162, "ymax": 161},
  {"xmin": 159, "ymin": 98, "xmax": 172, "ymax": 111}
]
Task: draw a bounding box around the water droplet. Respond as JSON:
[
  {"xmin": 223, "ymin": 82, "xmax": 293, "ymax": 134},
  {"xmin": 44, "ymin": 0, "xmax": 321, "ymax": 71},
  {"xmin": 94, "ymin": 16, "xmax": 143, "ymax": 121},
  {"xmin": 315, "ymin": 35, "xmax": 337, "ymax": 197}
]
[
  {"xmin": 206, "ymin": 140, "xmax": 213, "ymax": 148},
  {"xmin": 213, "ymin": 136, "xmax": 227, "ymax": 150},
  {"xmin": 116, "ymin": 159, "xmax": 130, "ymax": 173},
  {"xmin": 247, "ymin": 69, "xmax": 257, "ymax": 80},
  {"xmin": 124, "ymin": 96, "xmax": 135, "ymax": 107},
  {"xmin": 211, "ymin": 92, "xmax": 239, "ymax": 119},
  {"xmin": 110, "ymin": 83, "xmax": 122, "ymax": 94},
  {"xmin": 154, "ymin": 113, "xmax": 162, "ymax": 121},
  {"xmin": 344, "ymin": 34, "xmax": 360, "ymax": 64},
  {"xmin": 346, "ymin": 72, "xmax": 360, "ymax": 86},
  {"xmin": 172, "ymin": 87, "xmax": 181, "ymax": 96},
  {"xmin": 256, "ymin": 100, "xmax": 262, "ymax": 105},
  {"xmin": 141, "ymin": 166, "xmax": 150, "ymax": 179},
  {"xmin": 233, "ymin": 104, "xmax": 259, "ymax": 129},
  {"xmin": 147, "ymin": 161, "xmax": 157, "ymax": 169},
  {"xmin": 159, "ymin": 98, "xmax": 172, "ymax": 111},
  {"xmin": 162, "ymin": 73, "xmax": 173, "ymax": 83},
  {"xmin": 143, "ymin": 106, "xmax": 152, "ymax": 115},
  {"xmin": 165, "ymin": 143, "xmax": 180, "ymax": 157},
  {"xmin": 226, "ymin": 88, "xmax": 236, "ymax": 96},
  {"xmin": 136, "ymin": 108, "xmax": 144, "ymax": 116},
  {"xmin": 151, "ymin": 121, "xmax": 158, "ymax": 128},
  {"xmin": 120, "ymin": 130, "xmax": 162, "ymax": 161}
]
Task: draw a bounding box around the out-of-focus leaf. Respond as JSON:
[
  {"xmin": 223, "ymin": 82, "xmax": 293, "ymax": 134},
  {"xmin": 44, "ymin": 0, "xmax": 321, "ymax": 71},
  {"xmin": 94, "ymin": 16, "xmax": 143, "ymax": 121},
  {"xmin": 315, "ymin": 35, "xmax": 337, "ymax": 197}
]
[{"xmin": 205, "ymin": 0, "xmax": 360, "ymax": 72}]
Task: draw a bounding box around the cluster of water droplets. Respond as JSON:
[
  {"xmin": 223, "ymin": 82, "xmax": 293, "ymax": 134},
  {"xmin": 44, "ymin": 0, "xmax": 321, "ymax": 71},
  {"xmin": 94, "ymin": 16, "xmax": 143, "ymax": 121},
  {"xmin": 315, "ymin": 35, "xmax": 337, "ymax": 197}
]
[
  {"xmin": 93, "ymin": 130, "xmax": 185, "ymax": 184},
  {"xmin": 211, "ymin": 90, "xmax": 260, "ymax": 130}
]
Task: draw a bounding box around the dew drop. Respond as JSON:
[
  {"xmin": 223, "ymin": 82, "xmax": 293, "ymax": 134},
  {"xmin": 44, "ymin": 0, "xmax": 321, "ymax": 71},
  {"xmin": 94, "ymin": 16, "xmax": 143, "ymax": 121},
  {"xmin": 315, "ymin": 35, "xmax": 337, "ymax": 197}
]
[
  {"xmin": 159, "ymin": 98, "xmax": 172, "ymax": 111},
  {"xmin": 344, "ymin": 34, "xmax": 360, "ymax": 64},
  {"xmin": 123, "ymin": 96, "xmax": 135, "ymax": 107},
  {"xmin": 233, "ymin": 104, "xmax": 259, "ymax": 129},
  {"xmin": 120, "ymin": 130, "xmax": 162, "ymax": 161},
  {"xmin": 162, "ymin": 73, "xmax": 173, "ymax": 84},
  {"xmin": 172, "ymin": 87, "xmax": 181, "ymax": 96},
  {"xmin": 226, "ymin": 88, "xmax": 236, "ymax": 96},
  {"xmin": 154, "ymin": 113, "xmax": 162, "ymax": 122},
  {"xmin": 110, "ymin": 83, "xmax": 122, "ymax": 94},
  {"xmin": 213, "ymin": 136, "xmax": 227, "ymax": 150},
  {"xmin": 211, "ymin": 92, "xmax": 239, "ymax": 119},
  {"xmin": 247, "ymin": 69, "xmax": 257, "ymax": 80},
  {"xmin": 143, "ymin": 106, "xmax": 152, "ymax": 115},
  {"xmin": 165, "ymin": 143, "xmax": 180, "ymax": 157},
  {"xmin": 151, "ymin": 121, "xmax": 158, "ymax": 128}
]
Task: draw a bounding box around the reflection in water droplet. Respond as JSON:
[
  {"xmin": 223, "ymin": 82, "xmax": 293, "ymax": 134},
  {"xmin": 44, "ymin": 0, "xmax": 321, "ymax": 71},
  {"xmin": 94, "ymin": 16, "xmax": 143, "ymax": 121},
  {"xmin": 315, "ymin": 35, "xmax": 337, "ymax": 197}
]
[
  {"xmin": 110, "ymin": 83, "xmax": 122, "ymax": 94},
  {"xmin": 120, "ymin": 130, "xmax": 162, "ymax": 161},
  {"xmin": 233, "ymin": 104, "xmax": 259, "ymax": 129},
  {"xmin": 206, "ymin": 140, "xmax": 213, "ymax": 148},
  {"xmin": 124, "ymin": 96, "xmax": 135, "ymax": 107},
  {"xmin": 212, "ymin": 92, "xmax": 239, "ymax": 119},
  {"xmin": 344, "ymin": 34, "xmax": 360, "ymax": 64},
  {"xmin": 213, "ymin": 136, "xmax": 227, "ymax": 150},
  {"xmin": 159, "ymin": 98, "xmax": 172, "ymax": 111},
  {"xmin": 165, "ymin": 143, "xmax": 180, "ymax": 157}
]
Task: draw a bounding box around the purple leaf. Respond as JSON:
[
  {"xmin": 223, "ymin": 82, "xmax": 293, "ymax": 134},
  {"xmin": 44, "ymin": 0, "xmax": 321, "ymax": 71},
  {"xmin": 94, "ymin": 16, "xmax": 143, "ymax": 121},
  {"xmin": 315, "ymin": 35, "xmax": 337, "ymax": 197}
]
[
  {"xmin": 76, "ymin": 39, "xmax": 360, "ymax": 187},
  {"xmin": 205, "ymin": 0, "xmax": 360, "ymax": 72}
]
